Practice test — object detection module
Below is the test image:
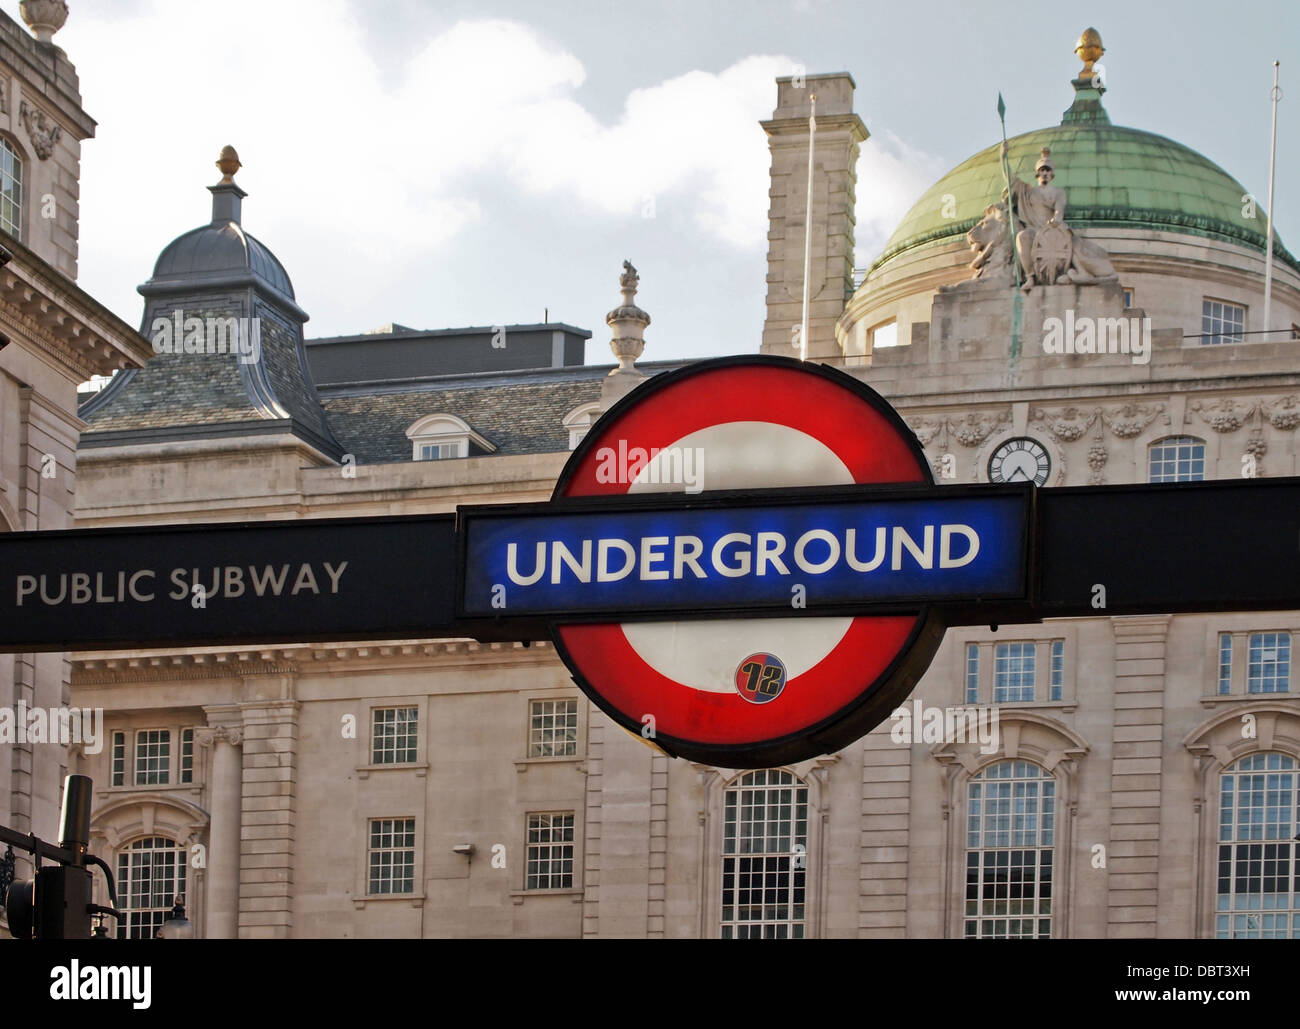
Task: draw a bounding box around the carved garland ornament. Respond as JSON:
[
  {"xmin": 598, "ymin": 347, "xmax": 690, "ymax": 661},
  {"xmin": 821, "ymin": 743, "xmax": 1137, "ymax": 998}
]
[
  {"xmin": 19, "ymin": 100, "xmax": 60, "ymax": 160},
  {"xmin": 1263, "ymin": 395, "xmax": 1300, "ymax": 431},
  {"xmin": 1029, "ymin": 406, "xmax": 1098, "ymax": 443},
  {"xmin": 1100, "ymin": 402, "xmax": 1166, "ymax": 438},
  {"xmin": 950, "ymin": 411, "xmax": 1010, "ymax": 448}
]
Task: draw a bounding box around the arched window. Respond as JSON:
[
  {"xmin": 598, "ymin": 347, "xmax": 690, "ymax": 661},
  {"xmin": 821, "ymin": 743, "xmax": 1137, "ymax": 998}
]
[
  {"xmin": 965, "ymin": 760, "xmax": 1055, "ymax": 939},
  {"xmin": 721, "ymin": 769, "xmax": 808, "ymax": 939},
  {"xmin": 115, "ymin": 836, "xmax": 187, "ymax": 939},
  {"xmin": 0, "ymin": 138, "xmax": 21, "ymax": 241},
  {"xmin": 1148, "ymin": 435, "xmax": 1205, "ymax": 483},
  {"xmin": 1216, "ymin": 752, "xmax": 1298, "ymax": 938}
]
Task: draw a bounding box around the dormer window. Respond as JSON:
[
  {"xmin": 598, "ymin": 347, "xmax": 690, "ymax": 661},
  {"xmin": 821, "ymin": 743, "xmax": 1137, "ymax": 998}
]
[
  {"xmin": 405, "ymin": 413, "xmax": 495, "ymax": 462},
  {"xmin": 563, "ymin": 402, "xmax": 602, "ymax": 450}
]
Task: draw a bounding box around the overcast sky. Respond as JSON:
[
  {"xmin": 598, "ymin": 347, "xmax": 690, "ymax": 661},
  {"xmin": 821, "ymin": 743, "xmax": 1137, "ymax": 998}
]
[{"xmin": 26, "ymin": 0, "xmax": 1300, "ymax": 362}]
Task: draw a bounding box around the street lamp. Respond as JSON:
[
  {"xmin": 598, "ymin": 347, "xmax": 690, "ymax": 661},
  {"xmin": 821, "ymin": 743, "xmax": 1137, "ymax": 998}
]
[{"xmin": 156, "ymin": 895, "xmax": 194, "ymax": 939}]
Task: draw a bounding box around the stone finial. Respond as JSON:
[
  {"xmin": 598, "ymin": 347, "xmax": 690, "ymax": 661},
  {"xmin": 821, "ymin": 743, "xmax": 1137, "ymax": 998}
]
[
  {"xmin": 1074, "ymin": 28, "xmax": 1104, "ymax": 81},
  {"xmin": 605, "ymin": 260, "xmax": 650, "ymax": 376},
  {"xmin": 216, "ymin": 146, "xmax": 242, "ymax": 183},
  {"xmin": 210, "ymin": 146, "xmax": 247, "ymax": 224},
  {"xmin": 19, "ymin": 0, "xmax": 68, "ymax": 43}
]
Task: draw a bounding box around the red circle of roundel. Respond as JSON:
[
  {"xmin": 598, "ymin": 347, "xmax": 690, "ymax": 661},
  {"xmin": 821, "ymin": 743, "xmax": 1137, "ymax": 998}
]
[{"xmin": 551, "ymin": 355, "xmax": 935, "ymax": 768}]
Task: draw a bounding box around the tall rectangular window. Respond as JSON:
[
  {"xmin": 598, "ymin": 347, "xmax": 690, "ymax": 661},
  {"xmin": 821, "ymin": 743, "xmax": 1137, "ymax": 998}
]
[
  {"xmin": 115, "ymin": 837, "xmax": 187, "ymax": 939},
  {"xmin": 528, "ymin": 699, "xmax": 578, "ymax": 758},
  {"xmin": 1216, "ymin": 753, "xmax": 1298, "ymax": 938},
  {"xmin": 1050, "ymin": 641, "xmax": 1064, "ymax": 702},
  {"xmin": 111, "ymin": 731, "xmax": 126, "ymax": 787},
  {"xmin": 0, "ymin": 139, "xmax": 22, "ymax": 241},
  {"xmin": 1202, "ymin": 298, "xmax": 1246, "ymax": 344},
  {"xmin": 372, "ymin": 707, "xmax": 418, "ymax": 764},
  {"xmin": 1248, "ymin": 633, "xmax": 1290, "ymax": 694},
  {"xmin": 994, "ymin": 642, "xmax": 1035, "ymax": 703},
  {"xmin": 180, "ymin": 728, "xmax": 194, "ymax": 784},
  {"xmin": 526, "ymin": 812, "xmax": 575, "ymax": 890},
  {"xmin": 367, "ymin": 818, "xmax": 416, "ymax": 894},
  {"xmin": 134, "ymin": 730, "xmax": 170, "ymax": 785},
  {"xmin": 965, "ymin": 761, "xmax": 1055, "ymax": 939},
  {"xmin": 1218, "ymin": 634, "xmax": 1234, "ymax": 695},
  {"xmin": 965, "ymin": 644, "xmax": 979, "ymax": 704},
  {"xmin": 721, "ymin": 770, "xmax": 808, "ymax": 939}
]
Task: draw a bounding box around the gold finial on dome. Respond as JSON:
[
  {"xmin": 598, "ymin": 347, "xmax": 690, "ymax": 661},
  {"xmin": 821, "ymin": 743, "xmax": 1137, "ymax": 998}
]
[
  {"xmin": 1074, "ymin": 27, "xmax": 1104, "ymax": 81},
  {"xmin": 216, "ymin": 146, "xmax": 242, "ymax": 183}
]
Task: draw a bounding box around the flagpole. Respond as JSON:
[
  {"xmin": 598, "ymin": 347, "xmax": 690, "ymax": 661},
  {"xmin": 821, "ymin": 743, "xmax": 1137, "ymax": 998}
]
[
  {"xmin": 997, "ymin": 93, "xmax": 1020, "ymax": 292},
  {"xmin": 998, "ymin": 93, "xmax": 1023, "ymax": 367},
  {"xmin": 800, "ymin": 93, "xmax": 817, "ymax": 362},
  {"xmin": 1263, "ymin": 61, "xmax": 1281, "ymax": 337}
]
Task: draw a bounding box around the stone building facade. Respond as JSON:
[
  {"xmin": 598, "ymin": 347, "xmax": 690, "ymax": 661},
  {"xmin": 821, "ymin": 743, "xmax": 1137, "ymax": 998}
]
[
  {"xmin": 68, "ymin": 31, "xmax": 1300, "ymax": 938},
  {"xmin": 0, "ymin": 0, "xmax": 151, "ymax": 925}
]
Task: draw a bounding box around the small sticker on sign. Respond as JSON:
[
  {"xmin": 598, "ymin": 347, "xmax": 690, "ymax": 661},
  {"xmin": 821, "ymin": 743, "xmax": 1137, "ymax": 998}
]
[{"xmin": 735, "ymin": 653, "xmax": 787, "ymax": 704}]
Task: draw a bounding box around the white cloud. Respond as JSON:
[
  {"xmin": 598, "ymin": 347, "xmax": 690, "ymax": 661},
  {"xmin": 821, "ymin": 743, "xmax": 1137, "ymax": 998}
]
[
  {"xmin": 54, "ymin": 1, "xmax": 793, "ymax": 329},
  {"xmin": 853, "ymin": 129, "xmax": 948, "ymax": 268}
]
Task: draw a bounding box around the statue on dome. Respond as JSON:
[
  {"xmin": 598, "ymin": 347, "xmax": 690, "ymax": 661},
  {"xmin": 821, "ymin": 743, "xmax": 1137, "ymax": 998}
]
[{"xmin": 1001, "ymin": 143, "xmax": 1118, "ymax": 289}]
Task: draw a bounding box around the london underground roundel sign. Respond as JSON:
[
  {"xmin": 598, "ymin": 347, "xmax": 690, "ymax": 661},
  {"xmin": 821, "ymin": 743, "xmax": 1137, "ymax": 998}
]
[{"xmin": 552, "ymin": 355, "xmax": 945, "ymax": 768}]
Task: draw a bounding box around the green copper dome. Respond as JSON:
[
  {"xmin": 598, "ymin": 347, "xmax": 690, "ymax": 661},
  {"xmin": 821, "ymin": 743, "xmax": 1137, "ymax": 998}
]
[{"xmin": 871, "ymin": 87, "xmax": 1297, "ymax": 275}]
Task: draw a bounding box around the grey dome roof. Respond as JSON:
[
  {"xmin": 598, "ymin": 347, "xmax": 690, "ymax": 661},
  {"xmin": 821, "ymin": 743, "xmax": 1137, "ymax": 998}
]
[{"xmin": 149, "ymin": 220, "xmax": 296, "ymax": 300}]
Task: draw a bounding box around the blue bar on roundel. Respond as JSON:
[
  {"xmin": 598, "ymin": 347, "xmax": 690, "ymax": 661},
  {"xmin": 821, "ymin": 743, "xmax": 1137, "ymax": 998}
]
[{"xmin": 462, "ymin": 494, "xmax": 1027, "ymax": 617}]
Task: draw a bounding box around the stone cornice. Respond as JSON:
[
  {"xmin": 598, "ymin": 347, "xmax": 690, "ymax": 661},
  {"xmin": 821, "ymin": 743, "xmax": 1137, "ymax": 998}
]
[
  {"xmin": 0, "ymin": 14, "xmax": 96, "ymax": 139},
  {"xmin": 72, "ymin": 639, "xmax": 552, "ymax": 683},
  {"xmin": 0, "ymin": 240, "xmax": 153, "ymax": 379}
]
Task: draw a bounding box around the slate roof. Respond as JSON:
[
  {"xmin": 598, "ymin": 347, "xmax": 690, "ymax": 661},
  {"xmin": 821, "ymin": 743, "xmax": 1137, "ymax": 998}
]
[
  {"xmin": 149, "ymin": 221, "xmax": 296, "ymax": 302},
  {"xmin": 318, "ymin": 364, "xmax": 680, "ymax": 465},
  {"xmin": 79, "ymin": 182, "xmax": 344, "ymax": 459}
]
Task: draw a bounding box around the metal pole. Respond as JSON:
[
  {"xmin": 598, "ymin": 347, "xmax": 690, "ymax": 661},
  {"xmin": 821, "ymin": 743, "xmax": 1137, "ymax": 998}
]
[
  {"xmin": 998, "ymin": 94, "xmax": 1023, "ymax": 367},
  {"xmin": 800, "ymin": 94, "xmax": 816, "ymax": 362},
  {"xmin": 1263, "ymin": 61, "xmax": 1281, "ymax": 337}
]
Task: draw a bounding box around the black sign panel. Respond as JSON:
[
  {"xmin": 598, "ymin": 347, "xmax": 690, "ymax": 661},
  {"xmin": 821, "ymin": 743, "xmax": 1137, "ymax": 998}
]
[
  {"xmin": 1036, "ymin": 478, "xmax": 1300, "ymax": 617},
  {"xmin": 0, "ymin": 515, "xmax": 457, "ymax": 652}
]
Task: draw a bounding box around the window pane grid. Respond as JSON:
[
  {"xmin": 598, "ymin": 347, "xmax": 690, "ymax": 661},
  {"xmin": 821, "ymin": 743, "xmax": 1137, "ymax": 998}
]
[
  {"xmin": 528, "ymin": 699, "xmax": 579, "ymax": 758},
  {"xmin": 721, "ymin": 769, "xmax": 808, "ymax": 939},
  {"xmin": 368, "ymin": 818, "xmax": 416, "ymax": 894},
  {"xmin": 1248, "ymin": 633, "xmax": 1290, "ymax": 694},
  {"xmin": 1215, "ymin": 754, "xmax": 1297, "ymax": 939},
  {"xmin": 115, "ymin": 837, "xmax": 186, "ymax": 939},
  {"xmin": 1218, "ymin": 634, "xmax": 1233, "ymax": 695},
  {"xmin": 965, "ymin": 644, "xmax": 979, "ymax": 704},
  {"xmin": 371, "ymin": 707, "xmax": 418, "ymax": 764},
  {"xmin": 111, "ymin": 731, "xmax": 126, "ymax": 787},
  {"xmin": 1050, "ymin": 640, "xmax": 1063, "ymax": 702},
  {"xmin": 134, "ymin": 729, "xmax": 170, "ymax": 785},
  {"xmin": 418, "ymin": 442, "xmax": 459, "ymax": 460},
  {"xmin": 993, "ymin": 642, "xmax": 1035, "ymax": 703},
  {"xmin": 0, "ymin": 139, "xmax": 21, "ymax": 240},
  {"xmin": 1202, "ymin": 298, "xmax": 1245, "ymax": 345},
  {"xmin": 180, "ymin": 728, "xmax": 194, "ymax": 784},
  {"xmin": 1148, "ymin": 436, "xmax": 1206, "ymax": 483},
  {"xmin": 526, "ymin": 812, "xmax": 575, "ymax": 890},
  {"xmin": 965, "ymin": 761, "xmax": 1055, "ymax": 939}
]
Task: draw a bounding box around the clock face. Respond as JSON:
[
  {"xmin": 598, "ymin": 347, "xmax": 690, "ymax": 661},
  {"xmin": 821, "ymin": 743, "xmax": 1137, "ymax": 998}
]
[{"xmin": 988, "ymin": 437, "xmax": 1051, "ymax": 486}]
